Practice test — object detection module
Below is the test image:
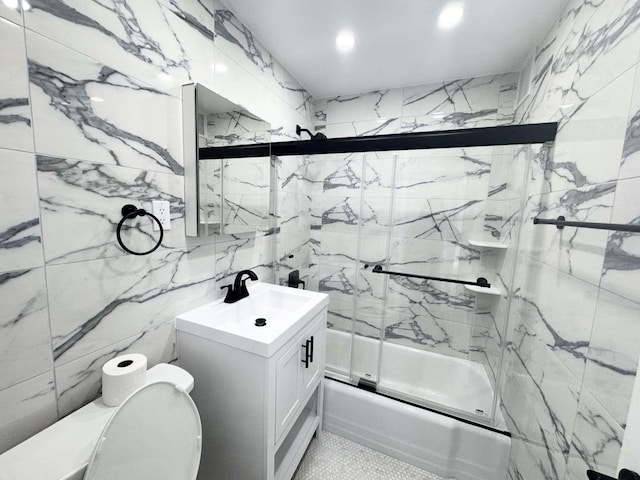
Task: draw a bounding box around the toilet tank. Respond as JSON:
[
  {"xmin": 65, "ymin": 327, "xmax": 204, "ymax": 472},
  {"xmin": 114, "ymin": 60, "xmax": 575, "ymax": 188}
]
[{"xmin": 0, "ymin": 364, "xmax": 194, "ymax": 480}]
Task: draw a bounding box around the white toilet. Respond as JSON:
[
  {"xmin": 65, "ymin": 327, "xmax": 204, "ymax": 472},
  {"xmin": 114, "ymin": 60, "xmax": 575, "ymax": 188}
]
[{"xmin": 0, "ymin": 363, "xmax": 202, "ymax": 480}]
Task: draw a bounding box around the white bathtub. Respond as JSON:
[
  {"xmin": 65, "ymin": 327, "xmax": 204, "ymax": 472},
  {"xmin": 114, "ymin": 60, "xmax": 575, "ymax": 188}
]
[{"xmin": 323, "ymin": 329, "xmax": 510, "ymax": 480}]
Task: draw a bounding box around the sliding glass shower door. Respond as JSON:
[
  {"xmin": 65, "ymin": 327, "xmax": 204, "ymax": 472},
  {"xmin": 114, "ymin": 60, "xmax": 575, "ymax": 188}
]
[{"xmin": 315, "ymin": 143, "xmax": 532, "ymax": 428}]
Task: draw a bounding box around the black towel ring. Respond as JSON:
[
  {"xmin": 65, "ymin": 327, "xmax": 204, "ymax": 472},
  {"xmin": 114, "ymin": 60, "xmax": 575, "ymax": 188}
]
[{"xmin": 116, "ymin": 204, "xmax": 164, "ymax": 256}]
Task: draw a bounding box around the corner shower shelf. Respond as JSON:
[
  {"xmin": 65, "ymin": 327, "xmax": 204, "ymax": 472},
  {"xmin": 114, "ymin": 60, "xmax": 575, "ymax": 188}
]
[
  {"xmin": 468, "ymin": 240, "xmax": 509, "ymax": 249},
  {"xmin": 464, "ymin": 285, "xmax": 501, "ymax": 296}
]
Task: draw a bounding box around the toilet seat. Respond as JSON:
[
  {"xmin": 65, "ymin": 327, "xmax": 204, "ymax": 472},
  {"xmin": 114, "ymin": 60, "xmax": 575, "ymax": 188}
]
[{"xmin": 84, "ymin": 381, "xmax": 202, "ymax": 480}]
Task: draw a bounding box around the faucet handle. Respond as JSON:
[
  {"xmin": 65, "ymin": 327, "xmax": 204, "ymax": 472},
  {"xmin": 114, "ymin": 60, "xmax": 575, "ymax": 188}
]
[{"xmin": 220, "ymin": 284, "xmax": 233, "ymax": 302}]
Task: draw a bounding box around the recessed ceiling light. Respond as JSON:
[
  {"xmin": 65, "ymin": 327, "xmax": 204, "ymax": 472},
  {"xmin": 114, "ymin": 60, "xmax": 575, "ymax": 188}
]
[
  {"xmin": 214, "ymin": 63, "xmax": 228, "ymax": 73},
  {"xmin": 335, "ymin": 31, "xmax": 355, "ymax": 53},
  {"xmin": 438, "ymin": 2, "xmax": 464, "ymax": 30}
]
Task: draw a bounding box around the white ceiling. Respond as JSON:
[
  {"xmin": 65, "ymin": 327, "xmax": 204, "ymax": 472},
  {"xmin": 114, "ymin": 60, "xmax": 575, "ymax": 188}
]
[{"xmin": 222, "ymin": 0, "xmax": 570, "ymax": 99}]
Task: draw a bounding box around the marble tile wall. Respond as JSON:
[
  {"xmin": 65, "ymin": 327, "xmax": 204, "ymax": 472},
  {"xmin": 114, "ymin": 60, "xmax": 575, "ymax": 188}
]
[
  {"xmin": 0, "ymin": 0, "xmax": 313, "ymax": 454},
  {"xmin": 500, "ymin": 0, "xmax": 640, "ymax": 479},
  {"xmin": 308, "ymin": 73, "xmax": 520, "ymax": 381}
]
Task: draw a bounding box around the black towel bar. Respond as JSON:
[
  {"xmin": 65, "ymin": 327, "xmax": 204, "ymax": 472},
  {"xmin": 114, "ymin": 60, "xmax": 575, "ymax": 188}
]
[
  {"xmin": 533, "ymin": 216, "xmax": 640, "ymax": 233},
  {"xmin": 366, "ymin": 264, "xmax": 490, "ymax": 289}
]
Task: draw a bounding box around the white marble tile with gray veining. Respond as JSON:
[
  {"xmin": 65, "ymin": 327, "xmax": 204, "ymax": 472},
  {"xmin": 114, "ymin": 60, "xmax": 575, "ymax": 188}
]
[
  {"xmin": 25, "ymin": 0, "xmax": 215, "ymax": 91},
  {"xmin": 214, "ymin": 235, "xmax": 274, "ymax": 290},
  {"xmin": 311, "ymin": 153, "xmax": 363, "ymax": 197},
  {"xmin": 487, "ymin": 146, "xmax": 530, "ymax": 202},
  {"xmin": 521, "ymin": 0, "xmax": 640, "ymax": 127},
  {"xmin": 27, "ymin": 30, "xmax": 183, "ymax": 174},
  {"xmin": 278, "ymin": 191, "xmax": 311, "ymax": 233},
  {"xmin": 277, "ymin": 154, "xmax": 313, "ymax": 196},
  {"xmin": 0, "ymin": 149, "xmax": 43, "ymax": 272},
  {"xmin": 383, "ymin": 301, "xmax": 473, "ymax": 360},
  {"xmin": 0, "ymin": 371, "xmax": 58, "ymax": 455},
  {"xmin": 519, "ymin": 183, "xmax": 616, "ymax": 286},
  {"xmin": 312, "ymin": 98, "xmax": 327, "ymax": 125},
  {"xmin": 395, "ymin": 151, "xmax": 492, "ymax": 200},
  {"xmin": 315, "ymin": 231, "xmax": 359, "ymax": 268},
  {"xmin": 582, "ymin": 288, "xmax": 640, "ymax": 428},
  {"xmin": 54, "ymin": 321, "xmax": 176, "ymax": 417},
  {"xmin": 470, "ymin": 310, "xmax": 502, "ymax": 384},
  {"xmin": 325, "ymin": 89, "xmax": 402, "ymax": 124},
  {"xmin": 213, "ymin": 1, "xmax": 312, "ymax": 119},
  {"xmin": 361, "ymin": 154, "xmax": 396, "ymax": 196},
  {"xmin": 505, "ymin": 435, "xmax": 568, "ymax": 480},
  {"xmin": 384, "ymin": 273, "xmax": 477, "ymax": 329},
  {"xmin": 619, "ymin": 63, "xmax": 640, "ymax": 180},
  {"xmin": 0, "ymin": 18, "xmax": 31, "ymax": 152},
  {"xmin": 600, "ymin": 176, "xmax": 640, "ymax": 304},
  {"xmin": 529, "ymin": 70, "xmax": 636, "ymax": 196},
  {"xmin": 311, "ymin": 196, "xmax": 362, "ymax": 234},
  {"xmin": 483, "ymin": 198, "xmax": 523, "ymax": 242},
  {"xmin": 565, "ymin": 391, "xmax": 623, "ymax": 479},
  {"xmin": 400, "ymin": 75, "xmax": 502, "ymax": 132},
  {"xmin": 497, "ymin": 72, "xmax": 519, "ymax": 125},
  {"xmin": 325, "ymin": 118, "xmax": 401, "ymax": 138},
  {"xmin": 388, "ymin": 237, "xmax": 481, "ymax": 280},
  {"xmin": 513, "ymin": 257, "xmax": 598, "ymax": 381},
  {"xmin": 37, "ymin": 155, "xmax": 185, "ymax": 265},
  {"xmin": 47, "ymin": 244, "xmax": 217, "ymax": 365},
  {"xmin": 0, "ymin": 268, "xmax": 52, "ymax": 391},
  {"xmin": 0, "ymin": 1, "xmax": 23, "ymax": 24},
  {"xmin": 311, "ymin": 264, "xmax": 356, "ymax": 333},
  {"xmin": 501, "ymin": 320, "xmax": 582, "ymax": 459},
  {"xmin": 392, "ymin": 197, "xmax": 486, "ymax": 242},
  {"xmin": 276, "ymin": 155, "xmax": 313, "ymax": 233},
  {"xmin": 275, "ymin": 230, "xmax": 310, "ymax": 286}
]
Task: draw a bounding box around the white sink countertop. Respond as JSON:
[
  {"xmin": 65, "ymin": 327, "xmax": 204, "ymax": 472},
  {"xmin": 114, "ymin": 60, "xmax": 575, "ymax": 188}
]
[{"xmin": 175, "ymin": 282, "xmax": 329, "ymax": 357}]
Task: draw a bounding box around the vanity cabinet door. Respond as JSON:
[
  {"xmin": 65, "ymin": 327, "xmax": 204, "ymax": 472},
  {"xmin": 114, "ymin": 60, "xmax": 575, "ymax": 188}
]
[
  {"xmin": 300, "ymin": 319, "xmax": 324, "ymax": 396},
  {"xmin": 275, "ymin": 340, "xmax": 302, "ymax": 442}
]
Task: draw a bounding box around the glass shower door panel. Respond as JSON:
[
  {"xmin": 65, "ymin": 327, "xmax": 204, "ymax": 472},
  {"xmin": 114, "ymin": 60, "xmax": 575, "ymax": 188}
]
[
  {"xmin": 310, "ymin": 153, "xmax": 363, "ymax": 379},
  {"xmin": 377, "ymin": 147, "xmax": 498, "ymax": 418},
  {"xmin": 349, "ymin": 153, "xmax": 397, "ymax": 385}
]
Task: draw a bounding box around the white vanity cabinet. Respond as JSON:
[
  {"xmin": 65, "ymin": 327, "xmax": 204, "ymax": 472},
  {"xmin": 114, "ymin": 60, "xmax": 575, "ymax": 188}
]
[
  {"xmin": 176, "ymin": 283, "xmax": 328, "ymax": 480},
  {"xmin": 275, "ymin": 317, "xmax": 324, "ymax": 444}
]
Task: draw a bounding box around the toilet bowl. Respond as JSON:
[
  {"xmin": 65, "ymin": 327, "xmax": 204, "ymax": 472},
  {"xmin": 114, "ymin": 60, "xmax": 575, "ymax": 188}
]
[{"xmin": 0, "ymin": 363, "xmax": 202, "ymax": 480}]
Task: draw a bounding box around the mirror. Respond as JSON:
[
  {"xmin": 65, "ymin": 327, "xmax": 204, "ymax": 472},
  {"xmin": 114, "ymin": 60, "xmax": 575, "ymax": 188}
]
[{"xmin": 182, "ymin": 83, "xmax": 272, "ymax": 237}]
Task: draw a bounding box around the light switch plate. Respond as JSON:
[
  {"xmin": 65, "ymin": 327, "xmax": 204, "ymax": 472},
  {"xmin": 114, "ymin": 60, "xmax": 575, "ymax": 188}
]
[{"xmin": 152, "ymin": 200, "xmax": 171, "ymax": 231}]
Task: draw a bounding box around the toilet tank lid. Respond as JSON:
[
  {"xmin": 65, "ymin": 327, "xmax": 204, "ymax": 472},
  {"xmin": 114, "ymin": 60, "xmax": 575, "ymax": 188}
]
[{"xmin": 147, "ymin": 364, "xmax": 194, "ymax": 393}]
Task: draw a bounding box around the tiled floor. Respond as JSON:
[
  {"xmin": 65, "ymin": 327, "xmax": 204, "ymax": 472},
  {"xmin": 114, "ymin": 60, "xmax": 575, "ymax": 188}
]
[{"xmin": 293, "ymin": 431, "xmax": 451, "ymax": 480}]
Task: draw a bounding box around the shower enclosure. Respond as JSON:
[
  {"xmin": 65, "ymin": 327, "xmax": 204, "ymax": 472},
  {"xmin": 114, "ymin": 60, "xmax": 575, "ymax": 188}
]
[
  {"xmin": 302, "ymin": 126, "xmax": 556, "ymax": 430},
  {"xmin": 311, "ymin": 144, "xmax": 535, "ymax": 429},
  {"xmin": 199, "ymin": 123, "xmax": 557, "ymax": 431}
]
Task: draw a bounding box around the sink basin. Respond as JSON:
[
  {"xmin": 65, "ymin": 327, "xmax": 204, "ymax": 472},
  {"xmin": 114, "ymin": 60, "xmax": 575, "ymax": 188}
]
[{"xmin": 175, "ymin": 282, "xmax": 329, "ymax": 356}]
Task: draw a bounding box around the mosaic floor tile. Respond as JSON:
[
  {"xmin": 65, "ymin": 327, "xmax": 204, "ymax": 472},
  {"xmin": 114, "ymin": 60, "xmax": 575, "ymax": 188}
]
[{"xmin": 293, "ymin": 431, "xmax": 451, "ymax": 480}]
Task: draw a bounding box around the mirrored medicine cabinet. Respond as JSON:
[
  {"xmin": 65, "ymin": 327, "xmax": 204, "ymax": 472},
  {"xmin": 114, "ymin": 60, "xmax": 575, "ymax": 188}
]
[{"xmin": 182, "ymin": 83, "xmax": 272, "ymax": 237}]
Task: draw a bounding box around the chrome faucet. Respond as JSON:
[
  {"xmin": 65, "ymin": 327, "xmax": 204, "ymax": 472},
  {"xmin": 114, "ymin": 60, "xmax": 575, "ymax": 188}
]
[{"xmin": 221, "ymin": 270, "xmax": 258, "ymax": 303}]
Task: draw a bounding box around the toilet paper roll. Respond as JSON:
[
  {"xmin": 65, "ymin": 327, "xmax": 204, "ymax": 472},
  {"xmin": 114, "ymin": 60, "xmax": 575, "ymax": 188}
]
[{"xmin": 101, "ymin": 354, "xmax": 147, "ymax": 407}]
